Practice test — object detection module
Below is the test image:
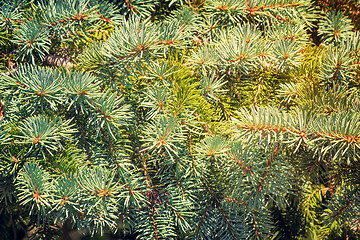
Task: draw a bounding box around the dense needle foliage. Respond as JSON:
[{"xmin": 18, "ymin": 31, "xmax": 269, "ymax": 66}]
[{"xmin": 0, "ymin": 0, "xmax": 360, "ymax": 239}]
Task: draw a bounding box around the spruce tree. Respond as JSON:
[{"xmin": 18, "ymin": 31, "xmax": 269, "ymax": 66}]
[{"xmin": 0, "ymin": 0, "xmax": 360, "ymax": 239}]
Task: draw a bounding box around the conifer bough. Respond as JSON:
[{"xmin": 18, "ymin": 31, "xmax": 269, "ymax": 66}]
[{"xmin": 0, "ymin": 0, "xmax": 360, "ymax": 239}]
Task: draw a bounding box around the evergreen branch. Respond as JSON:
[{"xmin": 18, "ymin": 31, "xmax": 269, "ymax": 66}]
[
  {"xmin": 159, "ymin": 194, "xmax": 184, "ymax": 221},
  {"xmin": 171, "ymin": 170, "xmax": 186, "ymax": 196},
  {"xmin": 95, "ymin": 12, "xmax": 112, "ymax": 25},
  {"xmin": 251, "ymin": 210, "xmax": 260, "ymax": 238},
  {"xmin": 228, "ymin": 152, "xmax": 253, "ymax": 175},
  {"xmin": 330, "ymin": 59, "xmax": 342, "ymax": 81},
  {"xmin": 195, "ymin": 199, "xmax": 212, "ymax": 233},
  {"xmin": 142, "ymin": 158, "xmax": 152, "ymax": 189},
  {"xmin": 223, "ymin": 197, "xmax": 248, "ymax": 206},
  {"xmin": 116, "ymin": 43, "xmax": 150, "ymax": 61},
  {"xmin": 151, "ymin": 206, "xmax": 159, "ymax": 240},
  {"xmin": 47, "ymin": 13, "xmax": 90, "ymax": 28},
  {"xmin": 215, "ymin": 201, "xmax": 237, "ymax": 240},
  {"xmin": 324, "ymin": 187, "xmax": 360, "ymax": 230},
  {"xmin": 76, "ymin": 119, "xmax": 92, "ymax": 164},
  {"xmin": 0, "ymin": 18, "xmax": 23, "ymax": 24},
  {"xmin": 265, "ymin": 13, "xmax": 296, "ymax": 23},
  {"xmin": 124, "ymin": 0, "xmax": 137, "ymax": 14},
  {"xmin": 101, "ymin": 129, "xmax": 119, "ymax": 167},
  {"xmin": 188, "ymin": 132, "xmax": 199, "ymax": 174},
  {"xmin": 303, "ymin": 186, "xmax": 330, "ymax": 216},
  {"xmin": 256, "ymin": 142, "xmax": 280, "ymax": 194},
  {"xmin": 247, "ymin": 2, "xmax": 302, "ymax": 14},
  {"xmin": 237, "ymin": 122, "xmax": 294, "ymax": 134}
]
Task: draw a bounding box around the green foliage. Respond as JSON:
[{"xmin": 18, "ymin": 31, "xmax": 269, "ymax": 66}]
[
  {"xmin": 318, "ymin": 11, "xmax": 353, "ymax": 45},
  {"xmin": 1, "ymin": 0, "xmax": 360, "ymax": 239},
  {"xmin": 13, "ymin": 21, "xmax": 51, "ymax": 64}
]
